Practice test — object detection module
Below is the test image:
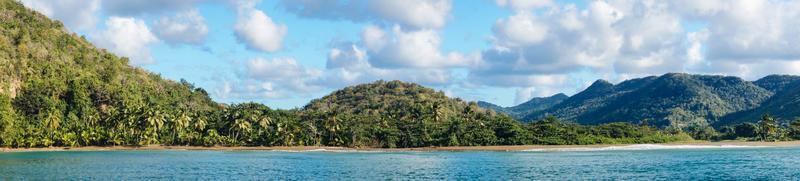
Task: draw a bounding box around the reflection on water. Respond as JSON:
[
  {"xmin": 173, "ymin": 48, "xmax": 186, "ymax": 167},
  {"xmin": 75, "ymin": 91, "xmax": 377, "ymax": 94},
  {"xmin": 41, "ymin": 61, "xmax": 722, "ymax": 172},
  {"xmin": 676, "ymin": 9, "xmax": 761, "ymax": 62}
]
[{"xmin": 1, "ymin": 147, "xmax": 800, "ymax": 180}]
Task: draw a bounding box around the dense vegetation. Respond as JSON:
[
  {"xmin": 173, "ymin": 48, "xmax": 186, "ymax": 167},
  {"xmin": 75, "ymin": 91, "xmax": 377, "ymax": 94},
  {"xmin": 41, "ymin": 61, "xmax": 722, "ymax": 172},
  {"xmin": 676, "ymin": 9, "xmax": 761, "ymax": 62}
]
[{"xmin": 478, "ymin": 93, "xmax": 567, "ymax": 119}]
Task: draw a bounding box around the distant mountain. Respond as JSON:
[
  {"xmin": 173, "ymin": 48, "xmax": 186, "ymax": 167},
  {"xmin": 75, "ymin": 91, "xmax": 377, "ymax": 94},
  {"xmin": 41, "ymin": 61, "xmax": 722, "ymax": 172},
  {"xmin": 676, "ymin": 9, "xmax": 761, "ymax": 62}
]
[
  {"xmin": 477, "ymin": 101, "xmax": 507, "ymax": 113},
  {"xmin": 753, "ymin": 75, "xmax": 800, "ymax": 93},
  {"xmin": 516, "ymin": 73, "xmax": 777, "ymax": 127},
  {"xmin": 718, "ymin": 77, "xmax": 800, "ymax": 126},
  {"xmin": 478, "ymin": 93, "xmax": 568, "ymax": 119}
]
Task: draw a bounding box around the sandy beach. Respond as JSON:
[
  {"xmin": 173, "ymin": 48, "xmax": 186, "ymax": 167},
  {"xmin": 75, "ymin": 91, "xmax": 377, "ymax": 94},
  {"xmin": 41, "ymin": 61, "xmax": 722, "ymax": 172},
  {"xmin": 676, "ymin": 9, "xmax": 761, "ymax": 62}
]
[{"xmin": 2, "ymin": 140, "xmax": 800, "ymax": 153}]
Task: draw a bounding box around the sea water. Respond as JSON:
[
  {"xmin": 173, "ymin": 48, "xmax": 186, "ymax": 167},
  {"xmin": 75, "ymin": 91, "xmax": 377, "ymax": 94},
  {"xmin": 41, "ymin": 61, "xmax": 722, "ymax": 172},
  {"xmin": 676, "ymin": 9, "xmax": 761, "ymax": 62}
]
[{"xmin": 1, "ymin": 145, "xmax": 798, "ymax": 180}]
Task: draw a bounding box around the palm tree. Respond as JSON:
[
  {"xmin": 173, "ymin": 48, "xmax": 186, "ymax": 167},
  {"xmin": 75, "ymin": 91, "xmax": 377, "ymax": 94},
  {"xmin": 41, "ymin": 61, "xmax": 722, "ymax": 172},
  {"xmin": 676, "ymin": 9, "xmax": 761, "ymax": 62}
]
[
  {"xmin": 44, "ymin": 111, "xmax": 60, "ymax": 131},
  {"xmin": 323, "ymin": 112, "xmax": 342, "ymax": 146},
  {"xmin": 232, "ymin": 118, "xmax": 252, "ymax": 143},
  {"xmin": 258, "ymin": 116, "xmax": 272, "ymax": 130},
  {"xmin": 759, "ymin": 114, "xmax": 777, "ymax": 141},
  {"xmin": 431, "ymin": 102, "xmax": 444, "ymax": 122},
  {"xmin": 142, "ymin": 109, "xmax": 166, "ymax": 145},
  {"xmin": 174, "ymin": 113, "xmax": 191, "ymax": 144}
]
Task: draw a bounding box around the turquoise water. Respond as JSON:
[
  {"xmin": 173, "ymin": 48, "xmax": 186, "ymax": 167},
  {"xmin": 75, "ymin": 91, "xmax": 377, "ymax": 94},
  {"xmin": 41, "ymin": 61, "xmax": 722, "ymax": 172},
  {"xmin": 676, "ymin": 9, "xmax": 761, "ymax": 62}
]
[{"xmin": 1, "ymin": 146, "xmax": 799, "ymax": 180}]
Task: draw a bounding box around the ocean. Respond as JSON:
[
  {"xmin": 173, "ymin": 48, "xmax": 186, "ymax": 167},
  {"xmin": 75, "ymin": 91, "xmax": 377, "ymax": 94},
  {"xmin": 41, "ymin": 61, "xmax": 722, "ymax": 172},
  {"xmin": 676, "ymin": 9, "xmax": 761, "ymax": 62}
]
[{"xmin": 1, "ymin": 145, "xmax": 798, "ymax": 180}]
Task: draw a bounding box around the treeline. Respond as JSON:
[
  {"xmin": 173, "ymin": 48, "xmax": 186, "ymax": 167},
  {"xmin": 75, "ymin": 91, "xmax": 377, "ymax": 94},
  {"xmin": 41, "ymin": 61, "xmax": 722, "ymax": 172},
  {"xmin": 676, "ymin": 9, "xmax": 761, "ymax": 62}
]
[
  {"xmin": 0, "ymin": 100, "xmax": 693, "ymax": 147},
  {"xmin": 682, "ymin": 114, "xmax": 800, "ymax": 142}
]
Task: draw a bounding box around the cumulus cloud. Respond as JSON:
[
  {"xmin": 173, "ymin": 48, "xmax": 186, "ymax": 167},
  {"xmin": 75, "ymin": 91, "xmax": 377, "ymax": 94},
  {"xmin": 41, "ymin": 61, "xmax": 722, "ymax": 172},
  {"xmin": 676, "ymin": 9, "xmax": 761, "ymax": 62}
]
[
  {"xmin": 492, "ymin": 12, "xmax": 549, "ymax": 47},
  {"xmin": 279, "ymin": 0, "xmax": 452, "ymax": 29},
  {"xmin": 240, "ymin": 57, "xmax": 323, "ymax": 98},
  {"xmin": 327, "ymin": 43, "xmax": 368, "ymax": 70},
  {"xmin": 690, "ymin": 0, "xmax": 800, "ymax": 62},
  {"xmin": 20, "ymin": 0, "xmax": 100, "ymax": 30},
  {"xmin": 277, "ymin": 0, "xmax": 465, "ymax": 93},
  {"xmin": 101, "ymin": 0, "xmax": 203, "ymax": 15},
  {"xmin": 153, "ymin": 9, "xmax": 209, "ymax": 45},
  {"xmin": 368, "ymin": 0, "xmax": 451, "ymax": 29},
  {"xmin": 317, "ymin": 43, "xmax": 454, "ymax": 89},
  {"xmin": 93, "ymin": 17, "xmax": 159, "ymax": 65},
  {"xmin": 362, "ymin": 25, "xmax": 477, "ymax": 69},
  {"xmin": 495, "ymin": 0, "xmax": 553, "ymax": 11},
  {"xmin": 233, "ymin": 8, "xmax": 288, "ymax": 52},
  {"xmin": 472, "ymin": 1, "xmax": 694, "ymax": 89}
]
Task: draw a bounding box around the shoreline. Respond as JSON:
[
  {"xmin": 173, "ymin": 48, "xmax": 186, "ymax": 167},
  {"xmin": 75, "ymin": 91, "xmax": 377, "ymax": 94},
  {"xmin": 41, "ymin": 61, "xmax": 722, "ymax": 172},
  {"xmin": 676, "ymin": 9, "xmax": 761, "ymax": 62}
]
[{"xmin": 3, "ymin": 140, "xmax": 800, "ymax": 153}]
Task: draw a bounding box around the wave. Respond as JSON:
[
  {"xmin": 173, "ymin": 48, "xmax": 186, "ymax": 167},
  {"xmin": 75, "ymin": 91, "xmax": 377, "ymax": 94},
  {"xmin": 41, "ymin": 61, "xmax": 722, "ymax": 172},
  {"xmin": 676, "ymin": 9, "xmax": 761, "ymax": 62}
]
[{"xmin": 521, "ymin": 144, "xmax": 771, "ymax": 152}]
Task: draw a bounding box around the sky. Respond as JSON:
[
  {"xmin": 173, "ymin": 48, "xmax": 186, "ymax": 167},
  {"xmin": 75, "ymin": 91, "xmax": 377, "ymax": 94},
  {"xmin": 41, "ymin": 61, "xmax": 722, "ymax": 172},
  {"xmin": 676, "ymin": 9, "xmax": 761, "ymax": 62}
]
[{"xmin": 20, "ymin": 0, "xmax": 800, "ymax": 109}]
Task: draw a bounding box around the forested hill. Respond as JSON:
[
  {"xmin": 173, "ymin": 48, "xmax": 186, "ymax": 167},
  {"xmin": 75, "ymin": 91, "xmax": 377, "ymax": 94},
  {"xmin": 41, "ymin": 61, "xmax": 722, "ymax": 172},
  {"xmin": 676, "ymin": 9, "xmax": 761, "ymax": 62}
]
[
  {"xmin": 718, "ymin": 77, "xmax": 800, "ymax": 126},
  {"xmin": 304, "ymin": 80, "xmax": 485, "ymax": 118},
  {"xmin": 478, "ymin": 93, "xmax": 568, "ymax": 119},
  {"xmin": 480, "ymin": 73, "xmax": 800, "ymax": 128},
  {"xmin": 0, "ymin": 0, "xmax": 221, "ymax": 146}
]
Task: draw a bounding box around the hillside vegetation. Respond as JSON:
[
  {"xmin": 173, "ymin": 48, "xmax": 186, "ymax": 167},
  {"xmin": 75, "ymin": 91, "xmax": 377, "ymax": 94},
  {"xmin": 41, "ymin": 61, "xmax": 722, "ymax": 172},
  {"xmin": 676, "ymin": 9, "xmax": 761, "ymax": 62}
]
[{"xmin": 478, "ymin": 93, "xmax": 567, "ymax": 119}]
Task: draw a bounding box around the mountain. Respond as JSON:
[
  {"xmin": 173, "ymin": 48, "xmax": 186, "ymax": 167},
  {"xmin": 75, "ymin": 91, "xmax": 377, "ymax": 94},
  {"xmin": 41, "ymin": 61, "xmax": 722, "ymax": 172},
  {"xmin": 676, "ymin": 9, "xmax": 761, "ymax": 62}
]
[
  {"xmin": 478, "ymin": 93, "xmax": 568, "ymax": 119},
  {"xmin": 477, "ymin": 101, "xmax": 507, "ymax": 113},
  {"xmin": 753, "ymin": 75, "xmax": 800, "ymax": 93},
  {"xmin": 519, "ymin": 73, "xmax": 774, "ymax": 127},
  {"xmin": 718, "ymin": 76, "xmax": 800, "ymax": 126}
]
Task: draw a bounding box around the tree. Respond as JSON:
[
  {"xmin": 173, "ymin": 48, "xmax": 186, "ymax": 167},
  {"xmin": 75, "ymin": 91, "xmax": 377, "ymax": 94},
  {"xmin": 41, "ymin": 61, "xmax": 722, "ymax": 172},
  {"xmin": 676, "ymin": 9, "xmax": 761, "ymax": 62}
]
[
  {"xmin": 232, "ymin": 118, "xmax": 252, "ymax": 144},
  {"xmin": 734, "ymin": 123, "xmax": 759, "ymax": 139},
  {"xmin": 789, "ymin": 119, "xmax": 800, "ymax": 139},
  {"xmin": 759, "ymin": 114, "xmax": 778, "ymax": 141}
]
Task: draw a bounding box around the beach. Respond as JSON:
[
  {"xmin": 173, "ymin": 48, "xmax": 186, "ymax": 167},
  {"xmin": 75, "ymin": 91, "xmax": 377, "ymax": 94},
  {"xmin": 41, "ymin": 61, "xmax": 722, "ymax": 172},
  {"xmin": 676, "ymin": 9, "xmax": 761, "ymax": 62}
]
[{"xmin": 3, "ymin": 140, "xmax": 800, "ymax": 152}]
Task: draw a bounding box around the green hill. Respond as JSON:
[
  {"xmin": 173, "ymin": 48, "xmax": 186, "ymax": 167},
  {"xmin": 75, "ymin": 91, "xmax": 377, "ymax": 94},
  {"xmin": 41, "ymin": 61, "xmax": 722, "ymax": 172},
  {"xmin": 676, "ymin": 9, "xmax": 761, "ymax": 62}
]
[
  {"xmin": 0, "ymin": 0, "xmax": 220, "ymax": 147},
  {"xmin": 520, "ymin": 73, "xmax": 773, "ymax": 128},
  {"xmin": 753, "ymin": 75, "xmax": 800, "ymax": 93},
  {"xmin": 478, "ymin": 93, "xmax": 568, "ymax": 119},
  {"xmin": 718, "ymin": 78, "xmax": 800, "ymax": 126}
]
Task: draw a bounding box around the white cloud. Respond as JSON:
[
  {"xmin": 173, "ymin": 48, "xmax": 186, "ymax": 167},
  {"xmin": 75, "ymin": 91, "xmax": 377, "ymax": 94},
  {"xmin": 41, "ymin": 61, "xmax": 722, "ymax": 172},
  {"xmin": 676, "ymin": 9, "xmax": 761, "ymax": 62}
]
[
  {"xmin": 495, "ymin": 0, "xmax": 553, "ymax": 11},
  {"xmin": 101, "ymin": 0, "xmax": 202, "ymax": 15},
  {"xmin": 153, "ymin": 9, "xmax": 209, "ymax": 45},
  {"xmin": 327, "ymin": 44, "xmax": 368, "ymax": 70},
  {"xmin": 368, "ymin": 0, "xmax": 451, "ymax": 29},
  {"xmin": 473, "ymin": 1, "xmax": 696, "ymax": 89},
  {"xmin": 234, "ymin": 9, "xmax": 288, "ymax": 52},
  {"xmin": 314, "ymin": 43, "xmax": 455, "ymax": 89},
  {"xmin": 362, "ymin": 25, "xmax": 477, "ymax": 68},
  {"xmin": 279, "ymin": 0, "xmax": 452, "ymax": 29},
  {"xmin": 688, "ymin": 0, "xmax": 800, "ymax": 62},
  {"xmin": 242, "ymin": 57, "xmax": 322, "ymax": 98},
  {"xmin": 514, "ymin": 87, "xmax": 535, "ymax": 105},
  {"xmin": 492, "ymin": 12, "xmax": 549, "ymax": 47},
  {"xmin": 20, "ymin": 0, "xmax": 100, "ymax": 30},
  {"xmin": 94, "ymin": 17, "xmax": 159, "ymax": 65}
]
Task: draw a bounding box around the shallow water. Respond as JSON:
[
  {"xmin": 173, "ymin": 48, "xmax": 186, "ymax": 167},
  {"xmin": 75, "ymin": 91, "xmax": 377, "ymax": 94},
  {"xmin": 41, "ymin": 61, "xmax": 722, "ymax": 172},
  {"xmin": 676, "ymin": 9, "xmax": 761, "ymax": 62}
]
[{"xmin": 1, "ymin": 146, "xmax": 799, "ymax": 180}]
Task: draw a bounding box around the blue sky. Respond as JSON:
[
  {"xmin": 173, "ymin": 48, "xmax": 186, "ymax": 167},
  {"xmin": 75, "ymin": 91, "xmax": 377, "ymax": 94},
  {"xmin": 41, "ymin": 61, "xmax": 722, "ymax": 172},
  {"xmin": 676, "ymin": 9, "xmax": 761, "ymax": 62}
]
[{"xmin": 21, "ymin": 0, "xmax": 800, "ymax": 109}]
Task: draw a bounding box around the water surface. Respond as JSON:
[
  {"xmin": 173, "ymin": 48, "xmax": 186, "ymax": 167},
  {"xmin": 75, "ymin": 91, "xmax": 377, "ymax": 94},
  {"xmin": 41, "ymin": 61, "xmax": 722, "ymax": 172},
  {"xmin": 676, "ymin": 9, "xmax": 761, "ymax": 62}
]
[{"xmin": 1, "ymin": 146, "xmax": 798, "ymax": 180}]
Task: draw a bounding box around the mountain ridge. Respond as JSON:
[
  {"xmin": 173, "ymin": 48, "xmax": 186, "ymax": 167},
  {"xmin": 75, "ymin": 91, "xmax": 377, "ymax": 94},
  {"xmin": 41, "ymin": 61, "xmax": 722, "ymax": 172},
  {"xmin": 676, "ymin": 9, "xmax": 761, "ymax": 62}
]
[{"xmin": 480, "ymin": 73, "xmax": 799, "ymax": 127}]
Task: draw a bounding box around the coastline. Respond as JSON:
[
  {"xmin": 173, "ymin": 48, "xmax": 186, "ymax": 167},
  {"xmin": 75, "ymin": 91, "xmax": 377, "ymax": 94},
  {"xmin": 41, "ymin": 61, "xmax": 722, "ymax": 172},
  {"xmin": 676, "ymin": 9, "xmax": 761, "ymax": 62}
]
[{"xmin": 3, "ymin": 140, "xmax": 800, "ymax": 153}]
